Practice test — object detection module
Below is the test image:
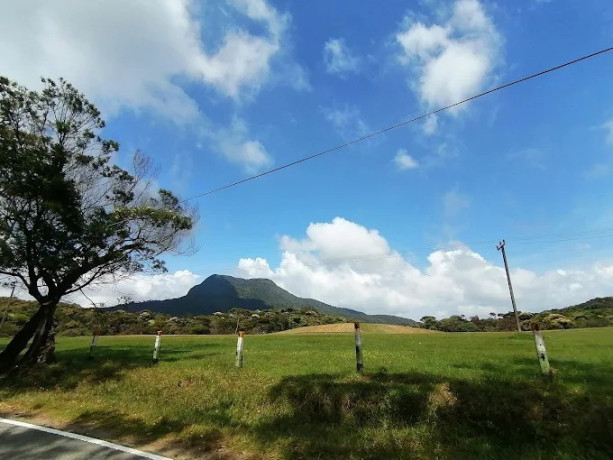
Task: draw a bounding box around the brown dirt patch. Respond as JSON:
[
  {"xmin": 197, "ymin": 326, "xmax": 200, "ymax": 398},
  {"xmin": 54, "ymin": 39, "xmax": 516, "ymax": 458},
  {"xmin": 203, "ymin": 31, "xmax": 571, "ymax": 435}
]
[{"xmin": 276, "ymin": 323, "xmax": 439, "ymax": 334}]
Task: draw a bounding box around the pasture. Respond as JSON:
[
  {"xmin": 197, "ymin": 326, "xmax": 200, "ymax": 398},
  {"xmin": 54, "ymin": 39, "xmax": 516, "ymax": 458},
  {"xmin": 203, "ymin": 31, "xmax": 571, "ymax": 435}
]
[{"xmin": 0, "ymin": 327, "xmax": 612, "ymax": 459}]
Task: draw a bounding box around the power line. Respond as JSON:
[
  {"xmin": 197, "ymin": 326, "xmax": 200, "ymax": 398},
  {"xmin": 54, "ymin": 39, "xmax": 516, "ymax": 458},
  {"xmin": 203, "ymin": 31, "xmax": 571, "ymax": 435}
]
[{"xmin": 181, "ymin": 46, "xmax": 613, "ymax": 202}]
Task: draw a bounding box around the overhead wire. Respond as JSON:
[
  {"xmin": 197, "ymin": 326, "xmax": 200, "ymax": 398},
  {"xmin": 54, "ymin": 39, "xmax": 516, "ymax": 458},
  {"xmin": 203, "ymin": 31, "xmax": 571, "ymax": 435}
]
[{"xmin": 180, "ymin": 46, "xmax": 613, "ymax": 203}]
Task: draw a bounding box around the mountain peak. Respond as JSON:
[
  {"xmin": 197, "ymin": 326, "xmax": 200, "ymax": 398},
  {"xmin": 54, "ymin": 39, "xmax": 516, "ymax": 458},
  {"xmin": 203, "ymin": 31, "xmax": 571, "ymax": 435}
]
[{"xmin": 121, "ymin": 274, "xmax": 416, "ymax": 325}]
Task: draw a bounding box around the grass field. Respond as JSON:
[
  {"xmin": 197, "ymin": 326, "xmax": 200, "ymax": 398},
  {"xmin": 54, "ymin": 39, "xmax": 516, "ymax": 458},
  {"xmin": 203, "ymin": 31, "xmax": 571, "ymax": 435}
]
[{"xmin": 0, "ymin": 328, "xmax": 612, "ymax": 459}]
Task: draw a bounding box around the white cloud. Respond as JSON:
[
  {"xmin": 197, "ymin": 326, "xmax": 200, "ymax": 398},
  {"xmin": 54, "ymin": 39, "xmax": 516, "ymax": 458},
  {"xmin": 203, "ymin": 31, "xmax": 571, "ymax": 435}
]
[
  {"xmin": 423, "ymin": 115, "xmax": 439, "ymax": 135},
  {"xmin": 229, "ymin": 0, "xmax": 288, "ymax": 38},
  {"xmin": 394, "ymin": 149, "xmax": 419, "ymax": 170},
  {"xmin": 323, "ymin": 106, "xmax": 369, "ymax": 139},
  {"xmin": 238, "ymin": 257, "xmax": 274, "ymax": 278},
  {"xmin": 196, "ymin": 31, "xmax": 280, "ymax": 99},
  {"xmin": 323, "ymin": 38, "xmax": 361, "ymax": 75},
  {"xmin": 236, "ymin": 218, "xmax": 613, "ymax": 319},
  {"xmin": 442, "ymin": 189, "xmax": 470, "ymax": 218},
  {"xmin": 0, "ymin": 0, "xmax": 298, "ymax": 119},
  {"xmin": 211, "ymin": 118, "xmax": 273, "ymax": 173},
  {"xmin": 396, "ymin": 0, "xmax": 502, "ymax": 112},
  {"xmin": 0, "ymin": 271, "xmax": 201, "ymax": 308}
]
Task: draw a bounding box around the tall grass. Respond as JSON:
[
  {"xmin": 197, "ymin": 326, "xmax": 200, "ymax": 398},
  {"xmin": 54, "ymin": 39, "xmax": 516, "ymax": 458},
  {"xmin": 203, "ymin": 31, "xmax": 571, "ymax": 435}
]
[{"xmin": 1, "ymin": 329, "xmax": 611, "ymax": 459}]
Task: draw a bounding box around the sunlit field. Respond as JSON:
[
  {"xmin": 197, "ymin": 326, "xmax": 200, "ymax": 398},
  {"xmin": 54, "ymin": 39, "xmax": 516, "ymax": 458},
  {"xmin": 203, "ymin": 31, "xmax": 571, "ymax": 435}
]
[{"xmin": 1, "ymin": 328, "xmax": 611, "ymax": 459}]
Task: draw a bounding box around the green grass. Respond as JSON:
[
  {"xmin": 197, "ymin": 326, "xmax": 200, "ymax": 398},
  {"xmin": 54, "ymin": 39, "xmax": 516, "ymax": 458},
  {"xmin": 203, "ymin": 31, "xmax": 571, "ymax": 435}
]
[{"xmin": 1, "ymin": 329, "xmax": 612, "ymax": 459}]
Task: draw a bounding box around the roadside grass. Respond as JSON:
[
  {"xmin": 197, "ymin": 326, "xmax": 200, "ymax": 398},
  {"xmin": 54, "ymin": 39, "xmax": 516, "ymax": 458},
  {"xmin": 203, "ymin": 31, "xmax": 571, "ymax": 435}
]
[{"xmin": 0, "ymin": 328, "xmax": 612, "ymax": 459}]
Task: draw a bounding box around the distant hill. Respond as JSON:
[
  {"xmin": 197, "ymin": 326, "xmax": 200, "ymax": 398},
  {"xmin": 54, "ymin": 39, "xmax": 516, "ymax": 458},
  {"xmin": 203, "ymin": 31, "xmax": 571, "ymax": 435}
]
[
  {"xmin": 547, "ymin": 296, "xmax": 613, "ymax": 314},
  {"xmin": 530, "ymin": 296, "xmax": 613, "ymax": 329},
  {"xmin": 114, "ymin": 274, "xmax": 418, "ymax": 326}
]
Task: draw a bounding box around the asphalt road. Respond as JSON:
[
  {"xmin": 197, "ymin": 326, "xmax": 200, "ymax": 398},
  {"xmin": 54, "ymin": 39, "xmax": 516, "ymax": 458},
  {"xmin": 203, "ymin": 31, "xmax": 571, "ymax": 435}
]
[{"xmin": 0, "ymin": 418, "xmax": 171, "ymax": 460}]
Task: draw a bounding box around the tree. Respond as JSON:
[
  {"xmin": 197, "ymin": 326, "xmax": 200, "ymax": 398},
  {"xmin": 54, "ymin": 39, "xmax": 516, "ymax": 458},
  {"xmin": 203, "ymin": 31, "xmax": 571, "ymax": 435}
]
[
  {"xmin": 420, "ymin": 316, "xmax": 439, "ymax": 330},
  {"xmin": 0, "ymin": 77, "xmax": 196, "ymax": 372},
  {"xmin": 437, "ymin": 315, "xmax": 481, "ymax": 332}
]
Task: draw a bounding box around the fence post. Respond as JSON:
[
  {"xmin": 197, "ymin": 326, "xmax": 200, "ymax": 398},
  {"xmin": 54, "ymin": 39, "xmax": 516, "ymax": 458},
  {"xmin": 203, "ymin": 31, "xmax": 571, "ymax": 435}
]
[
  {"xmin": 354, "ymin": 322, "xmax": 364, "ymax": 373},
  {"xmin": 530, "ymin": 322, "xmax": 551, "ymax": 378},
  {"xmin": 235, "ymin": 331, "xmax": 245, "ymax": 368},
  {"xmin": 88, "ymin": 333, "xmax": 98, "ymax": 358},
  {"xmin": 153, "ymin": 330, "xmax": 162, "ymax": 364}
]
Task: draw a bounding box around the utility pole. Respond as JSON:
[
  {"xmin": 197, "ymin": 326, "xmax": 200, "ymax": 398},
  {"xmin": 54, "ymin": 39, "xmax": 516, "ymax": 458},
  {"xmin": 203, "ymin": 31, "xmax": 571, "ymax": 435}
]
[
  {"xmin": 497, "ymin": 240, "xmax": 522, "ymax": 334},
  {"xmin": 1, "ymin": 282, "xmax": 16, "ymax": 326}
]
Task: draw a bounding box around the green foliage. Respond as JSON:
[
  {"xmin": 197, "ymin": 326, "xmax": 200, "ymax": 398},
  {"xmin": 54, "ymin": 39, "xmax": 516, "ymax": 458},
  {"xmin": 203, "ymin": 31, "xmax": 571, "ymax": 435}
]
[
  {"xmin": 419, "ymin": 297, "xmax": 613, "ymax": 332},
  {"xmin": 437, "ymin": 315, "xmax": 481, "ymax": 332},
  {"xmin": 0, "ymin": 77, "xmax": 195, "ymax": 295},
  {"xmin": 0, "ymin": 297, "xmax": 349, "ymax": 337},
  {"xmin": 0, "ymin": 76, "xmax": 195, "ymax": 367},
  {"xmin": 420, "ymin": 315, "xmax": 439, "ymax": 330},
  {"xmin": 2, "ymin": 295, "xmax": 611, "ymax": 339}
]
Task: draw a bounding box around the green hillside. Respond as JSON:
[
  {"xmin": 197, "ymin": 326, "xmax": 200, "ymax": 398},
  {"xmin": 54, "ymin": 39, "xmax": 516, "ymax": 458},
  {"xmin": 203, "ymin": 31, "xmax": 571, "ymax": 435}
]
[{"xmin": 531, "ymin": 296, "xmax": 613, "ymax": 329}]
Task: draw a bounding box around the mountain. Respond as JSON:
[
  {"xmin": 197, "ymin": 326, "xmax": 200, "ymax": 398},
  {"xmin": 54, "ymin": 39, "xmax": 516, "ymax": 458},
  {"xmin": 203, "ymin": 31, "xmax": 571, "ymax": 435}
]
[
  {"xmin": 547, "ymin": 296, "xmax": 613, "ymax": 313},
  {"xmin": 115, "ymin": 274, "xmax": 418, "ymax": 326}
]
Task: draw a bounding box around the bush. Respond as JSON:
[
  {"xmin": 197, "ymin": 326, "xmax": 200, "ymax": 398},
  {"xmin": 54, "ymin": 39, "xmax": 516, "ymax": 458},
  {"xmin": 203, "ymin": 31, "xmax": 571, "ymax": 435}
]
[{"xmin": 541, "ymin": 314, "xmax": 574, "ymax": 329}]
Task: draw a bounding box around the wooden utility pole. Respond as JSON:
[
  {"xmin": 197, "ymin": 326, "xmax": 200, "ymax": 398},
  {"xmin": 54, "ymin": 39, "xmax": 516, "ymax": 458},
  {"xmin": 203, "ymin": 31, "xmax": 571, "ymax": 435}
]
[
  {"xmin": 0, "ymin": 283, "xmax": 16, "ymax": 327},
  {"xmin": 530, "ymin": 322, "xmax": 552, "ymax": 378},
  {"xmin": 496, "ymin": 240, "xmax": 522, "ymax": 334}
]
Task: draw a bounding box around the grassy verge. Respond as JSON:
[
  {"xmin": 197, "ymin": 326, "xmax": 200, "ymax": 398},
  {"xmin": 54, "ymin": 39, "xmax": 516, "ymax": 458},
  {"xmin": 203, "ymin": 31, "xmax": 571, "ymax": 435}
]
[{"xmin": 1, "ymin": 329, "xmax": 612, "ymax": 459}]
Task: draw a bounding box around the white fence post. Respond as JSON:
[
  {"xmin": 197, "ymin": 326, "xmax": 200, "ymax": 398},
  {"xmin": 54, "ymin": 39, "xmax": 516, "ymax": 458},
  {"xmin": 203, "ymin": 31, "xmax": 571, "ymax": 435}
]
[
  {"xmin": 153, "ymin": 330, "xmax": 162, "ymax": 364},
  {"xmin": 235, "ymin": 331, "xmax": 245, "ymax": 368}
]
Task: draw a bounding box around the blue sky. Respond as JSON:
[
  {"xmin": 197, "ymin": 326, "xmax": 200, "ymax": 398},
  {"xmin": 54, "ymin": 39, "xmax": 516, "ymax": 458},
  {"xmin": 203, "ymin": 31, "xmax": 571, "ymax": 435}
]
[{"xmin": 1, "ymin": 0, "xmax": 612, "ymax": 319}]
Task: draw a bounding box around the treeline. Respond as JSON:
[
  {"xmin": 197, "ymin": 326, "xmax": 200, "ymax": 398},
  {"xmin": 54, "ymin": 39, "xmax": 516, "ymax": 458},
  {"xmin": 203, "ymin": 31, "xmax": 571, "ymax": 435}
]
[
  {"xmin": 420, "ymin": 297, "xmax": 613, "ymax": 332},
  {"xmin": 1, "ymin": 296, "xmax": 611, "ymax": 337},
  {"xmin": 0, "ymin": 298, "xmax": 349, "ymax": 337}
]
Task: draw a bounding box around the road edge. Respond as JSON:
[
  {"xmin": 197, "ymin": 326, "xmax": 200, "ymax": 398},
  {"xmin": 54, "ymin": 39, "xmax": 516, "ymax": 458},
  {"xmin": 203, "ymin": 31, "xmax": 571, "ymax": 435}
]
[{"xmin": 0, "ymin": 417, "xmax": 172, "ymax": 460}]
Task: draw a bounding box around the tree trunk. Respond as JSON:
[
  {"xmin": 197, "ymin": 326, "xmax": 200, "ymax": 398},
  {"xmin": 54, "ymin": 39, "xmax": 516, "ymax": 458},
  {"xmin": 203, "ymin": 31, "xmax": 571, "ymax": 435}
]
[
  {"xmin": 21, "ymin": 302, "xmax": 58, "ymax": 366},
  {"xmin": 0, "ymin": 303, "xmax": 47, "ymax": 373}
]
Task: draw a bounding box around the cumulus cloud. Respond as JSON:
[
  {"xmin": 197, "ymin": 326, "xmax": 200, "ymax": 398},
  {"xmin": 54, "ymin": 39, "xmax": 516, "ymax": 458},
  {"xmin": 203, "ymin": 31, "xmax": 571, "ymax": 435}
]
[
  {"xmin": 0, "ymin": 0, "xmax": 298, "ymax": 119},
  {"xmin": 396, "ymin": 0, "xmax": 502, "ymax": 113},
  {"xmin": 236, "ymin": 218, "xmax": 613, "ymax": 319},
  {"xmin": 196, "ymin": 30, "xmax": 280, "ymax": 99},
  {"xmin": 394, "ymin": 149, "xmax": 419, "ymax": 170},
  {"xmin": 0, "ymin": 271, "xmax": 201, "ymax": 308},
  {"xmin": 323, "ymin": 38, "xmax": 361, "ymax": 75}
]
